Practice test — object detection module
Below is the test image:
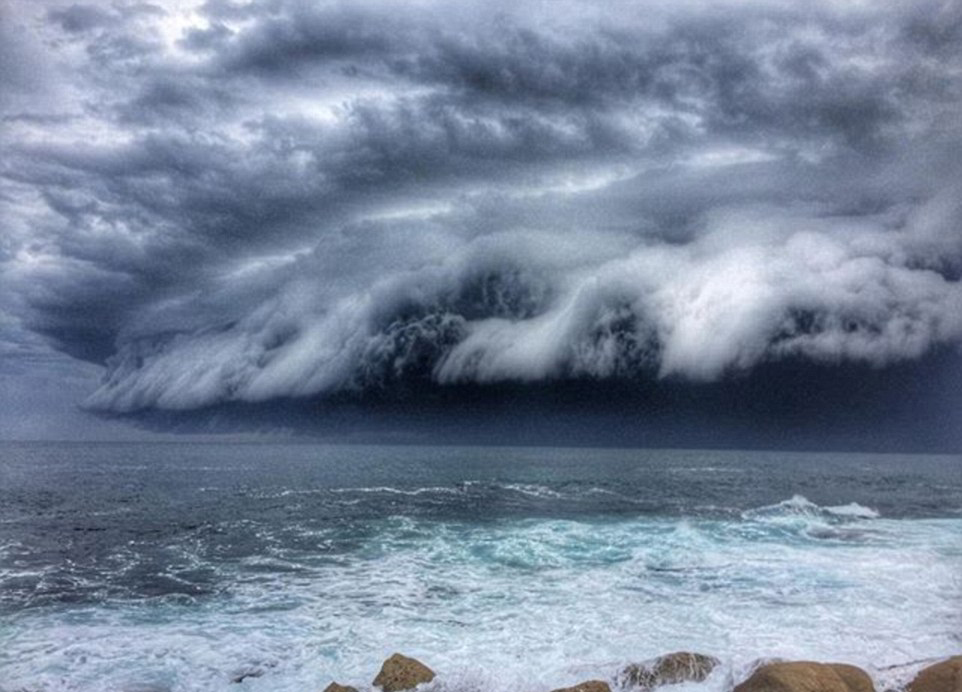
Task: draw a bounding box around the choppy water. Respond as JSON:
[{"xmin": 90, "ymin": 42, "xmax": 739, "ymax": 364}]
[{"xmin": 0, "ymin": 443, "xmax": 960, "ymax": 692}]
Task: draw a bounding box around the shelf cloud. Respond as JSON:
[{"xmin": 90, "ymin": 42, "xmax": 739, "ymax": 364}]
[{"xmin": 2, "ymin": 0, "xmax": 961, "ymax": 432}]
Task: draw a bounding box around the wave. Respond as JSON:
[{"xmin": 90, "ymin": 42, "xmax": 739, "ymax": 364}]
[
  {"xmin": 325, "ymin": 482, "xmax": 612, "ymax": 502},
  {"xmin": 742, "ymin": 495, "xmax": 880, "ymax": 522},
  {"xmin": 501, "ymin": 483, "xmax": 565, "ymax": 499},
  {"xmin": 249, "ymin": 487, "xmax": 883, "ymax": 524},
  {"xmin": 740, "ymin": 495, "xmax": 881, "ymax": 542},
  {"xmin": 5, "ymin": 510, "xmax": 961, "ymax": 692},
  {"xmin": 331, "ymin": 485, "xmax": 464, "ymax": 496},
  {"xmin": 824, "ymin": 502, "xmax": 881, "ymax": 519}
]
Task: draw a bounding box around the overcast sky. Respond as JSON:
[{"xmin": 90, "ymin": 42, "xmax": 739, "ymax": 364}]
[{"xmin": 1, "ymin": 0, "xmax": 961, "ymax": 447}]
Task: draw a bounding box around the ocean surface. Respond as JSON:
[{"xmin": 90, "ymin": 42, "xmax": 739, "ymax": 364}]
[{"xmin": 0, "ymin": 443, "xmax": 960, "ymax": 692}]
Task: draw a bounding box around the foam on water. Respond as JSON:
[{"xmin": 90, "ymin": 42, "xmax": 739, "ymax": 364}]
[
  {"xmin": 2, "ymin": 496, "xmax": 960, "ymax": 692},
  {"xmin": 3, "ymin": 443, "xmax": 961, "ymax": 692},
  {"xmin": 741, "ymin": 494, "xmax": 879, "ymax": 520},
  {"xmin": 824, "ymin": 503, "xmax": 881, "ymax": 519}
]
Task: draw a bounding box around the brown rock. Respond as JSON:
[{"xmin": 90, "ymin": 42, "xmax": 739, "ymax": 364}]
[
  {"xmin": 550, "ymin": 680, "xmax": 611, "ymax": 692},
  {"xmin": 373, "ymin": 653, "xmax": 436, "ymax": 692},
  {"xmin": 908, "ymin": 657, "xmax": 962, "ymax": 692},
  {"xmin": 323, "ymin": 683, "xmax": 358, "ymax": 692},
  {"xmin": 733, "ymin": 661, "xmax": 875, "ymax": 692},
  {"xmin": 621, "ymin": 652, "xmax": 720, "ymax": 689}
]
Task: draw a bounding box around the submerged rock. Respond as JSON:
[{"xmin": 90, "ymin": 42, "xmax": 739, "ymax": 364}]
[
  {"xmin": 550, "ymin": 680, "xmax": 611, "ymax": 692},
  {"xmin": 230, "ymin": 668, "xmax": 264, "ymax": 684},
  {"xmin": 323, "ymin": 683, "xmax": 359, "ymax": 692},
  {"xmin": 734, "ymin": 661, "xmax": 874, "ymax": 692},
  {"xmin": 907, "ymin": 657, "xmax": 962, "ymax": 692},
  {"xmin": 373, "ymin": 653, "xmax": 436, "ymax": 692},
  {"xmin": 621, "ymin": 652, "xmax": 720, "ymax": 689}
]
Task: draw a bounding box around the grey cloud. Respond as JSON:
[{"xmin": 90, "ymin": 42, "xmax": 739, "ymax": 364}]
[
  {"xmin": 1, "ymin": 0, "xmax": 961, "ymax": 426},
  {"xmin": 47, "ymin": 4, "xmax": 116, "ymax": 33},
  {"xmin": 214, "ymin": 6, "xmax": 395, "ymax": 75},
  {"xmin": 179, "ymin": 22, "xmax": 233, "ymax": 53},
  {"xmin": 196, "ymin": 0, "xmax": 260, "ymax": 23},
  {"xmin": 118, "ymin": 77, "xmax": 235, "ymax": 125},
  {"xmin": 205, "ymin": 3, "xmax": 951, "ymax": 151},
  {"xmin": 80, "ymin": 184, "xmax": 962, "ymax": 412}
]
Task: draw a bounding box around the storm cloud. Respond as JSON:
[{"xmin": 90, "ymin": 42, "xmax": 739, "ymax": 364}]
[{"xmin": 1, "ymin": 0, "xmax": 961, "ymax": 443}]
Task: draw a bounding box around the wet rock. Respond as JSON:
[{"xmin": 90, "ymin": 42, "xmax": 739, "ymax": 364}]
[
  {"xmin": 550, "ymin": 680, "xmax": 611, "ymax": 692},
  {"xmin": 322, "ymin": 683, "xmax": 358, "ymax": 692},
  {"xmin": 907, "ymin": 657, "xmax": 962, "ymax": 692},
  {"xmin": 621, "ymin": 652, "xmax": 720, "ymax": 689},
  {"xmin": 733, "ymin": 661, "xmax": 875, "ymax": 692},
  {"xmin": 373, "ymin": 653, "xmax": 436, "ymax": 692},
  {"xmin": 230, "ymin": 668, "xmax": 264, "ymax": 684}
]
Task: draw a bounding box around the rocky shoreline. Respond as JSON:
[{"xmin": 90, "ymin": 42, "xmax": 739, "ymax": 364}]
[{"xmin": 321, "ymin": 652, "xmax": 962, "ymax": 692}]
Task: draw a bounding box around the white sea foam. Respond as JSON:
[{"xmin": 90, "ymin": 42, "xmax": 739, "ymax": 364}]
[
  {"xmin": 329, "ymin": 486, "xmax": 466, "ymax": 496},
  {"xmin": 3, "ymin": 507, "xmax": 960, "ymax": 692},
  {"xmin": 742, "ymin": 494, "xmax": 880, "ymax": 521},
  {"xmin": 502, "ymin": 483, "xmax": 566, "ymax": 499},
  {"xmin": 824, "ymin": 503, "xmax": 881, "ymax": 519}
]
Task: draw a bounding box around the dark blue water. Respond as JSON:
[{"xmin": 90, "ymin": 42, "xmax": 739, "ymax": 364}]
[{"xmin": 1, "ymin": 443, "xmax": 960, "ymax": 692}]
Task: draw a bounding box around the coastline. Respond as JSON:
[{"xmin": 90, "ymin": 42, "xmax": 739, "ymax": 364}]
[{"xmin": 319, "ymin": 653, "xmax": 962, "ymax": 692}]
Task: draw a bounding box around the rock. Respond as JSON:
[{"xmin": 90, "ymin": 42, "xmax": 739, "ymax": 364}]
[
  {"xmin": 323, "ymin": 683, "xmax": 359, "ymax": 692},
  {"xmin": 621, "ymin": 652, "xmax": 720, "ymax": 689},
  {"xmin": 230, "ymin": 668, "xmax": 264, "ymax": 684},
  {"xmin": 907, "ymin": 657, "xmax": 962, "ymax": 692},
  {"xmin": 373, "ymin": 653, "xmax": 436, "ymax": 692},
  {"xmin": 550, "ymin": 681, "xmax": 611, "ymax": 692},
  {"xmin": 733, "ymin": 661, "xmax": 875, "ymax": 692}
]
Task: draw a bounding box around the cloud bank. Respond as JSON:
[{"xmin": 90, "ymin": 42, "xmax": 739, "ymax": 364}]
[{"xmin": 2, "ymin": 0, "xmax": 961, "ymax": 420}]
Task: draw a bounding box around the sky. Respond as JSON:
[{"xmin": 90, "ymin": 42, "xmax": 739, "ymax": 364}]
[{"xmin": 1, "ymin": 0, "xmax": 961, "ymax": 449}]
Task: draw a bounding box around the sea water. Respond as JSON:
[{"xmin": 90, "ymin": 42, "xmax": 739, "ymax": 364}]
[{"xmin": 0, "ymin": 443, "xmax": 960, "ymax": 692}]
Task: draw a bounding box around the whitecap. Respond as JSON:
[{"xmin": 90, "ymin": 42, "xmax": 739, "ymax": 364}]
[
  {"xmin": 501, "ymin": 483, "xmax": 565, "ymax": 499},
  {"xmin": 743, "ymin": 495, "xmax": 880, "ymax": 521},
  {"xmin": 825, "ymin": 502, "xmax": 881, "ymax": 519}
]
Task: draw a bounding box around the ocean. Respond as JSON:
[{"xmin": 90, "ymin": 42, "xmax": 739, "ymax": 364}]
[{"xmin": 0, "ymin": 442, "xmax": 960, "ymax": 692}]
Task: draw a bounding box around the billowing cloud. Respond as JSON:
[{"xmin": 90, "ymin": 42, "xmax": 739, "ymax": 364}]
[{"xmin": 1, "ymin": 0, "xmax": 961, "ymax": 434}]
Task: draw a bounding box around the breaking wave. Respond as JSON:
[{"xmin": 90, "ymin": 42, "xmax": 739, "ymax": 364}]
[{"xmin": 743, "ymin": 494, "xmax": 881, "ymax": 521}]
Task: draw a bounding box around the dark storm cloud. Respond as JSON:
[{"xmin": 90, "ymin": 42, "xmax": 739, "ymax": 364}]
[
  {"xmin": 1, "ymin": 0, "xmax": 961, "ymax": 428},
  {"xmin": 47, "ymin": 4, "xmax": 117, "ymax": 33},
  {"xmin": 212, "ymin": 5, "xmax": 395, "ymax": 74},
  {"xmin": 198, "ymin": 1, "xmax": 951, "ymax": 150}
]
